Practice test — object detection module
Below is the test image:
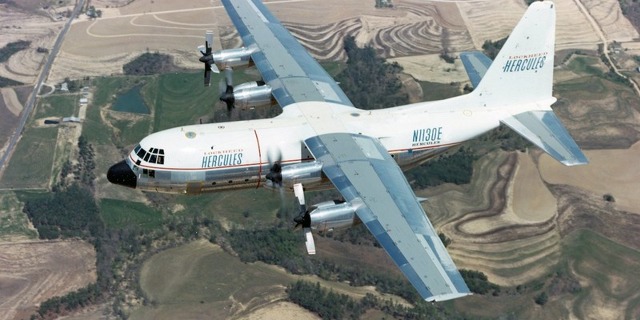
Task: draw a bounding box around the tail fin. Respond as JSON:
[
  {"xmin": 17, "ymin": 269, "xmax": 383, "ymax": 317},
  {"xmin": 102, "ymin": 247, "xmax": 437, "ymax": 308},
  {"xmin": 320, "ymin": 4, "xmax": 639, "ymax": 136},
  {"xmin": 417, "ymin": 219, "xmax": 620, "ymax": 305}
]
[
  {"xmin": 473, "ymin": 1, "xmax": 555, "ymax": 106},
  {"xmin": 473, "ymin": 1, "xmax": 588, "ymax": 166}
]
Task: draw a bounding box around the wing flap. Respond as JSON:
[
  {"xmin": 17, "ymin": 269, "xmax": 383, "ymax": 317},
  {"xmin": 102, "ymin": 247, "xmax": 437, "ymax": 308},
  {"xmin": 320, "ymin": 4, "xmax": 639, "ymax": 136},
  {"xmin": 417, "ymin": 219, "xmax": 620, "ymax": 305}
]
[
  {"xmin": 305, "ymin": 133, "xmax": 471, "ymax": 301},
  {"xmin": 501, "ymin": 110, "xmax": 588, "ymax": 166}
]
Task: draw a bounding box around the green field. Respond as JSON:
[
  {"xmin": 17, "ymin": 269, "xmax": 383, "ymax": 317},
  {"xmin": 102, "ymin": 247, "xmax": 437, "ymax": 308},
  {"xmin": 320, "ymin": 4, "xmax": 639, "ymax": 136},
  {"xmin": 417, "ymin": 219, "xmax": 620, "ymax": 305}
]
[
  {"xmin": 419, "ymin": 80, "xmax": 463, "ymax": 101},
  {"xmin": 0, "ymin": 191, "xmax": 38, "ymax": 239},
  {"xmin": 34, "ymin": 95, "xmax": 79, "ymax": 120},
  {"xmin": 133, "ymin": 240, "xmax": 293, "ymax": 320},
  {"xmin": 99, "ymin": 198, "xmax": 164, "ymax": 230},
  {"xmin": 0, "ymin": 127, "xmax": 57, "ymax": 189}
]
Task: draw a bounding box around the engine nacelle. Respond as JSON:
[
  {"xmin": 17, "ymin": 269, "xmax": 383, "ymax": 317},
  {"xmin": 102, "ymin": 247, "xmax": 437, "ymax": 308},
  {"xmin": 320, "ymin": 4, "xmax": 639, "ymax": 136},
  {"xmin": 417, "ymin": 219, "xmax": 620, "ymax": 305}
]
[
  {"xmin": 309, "ymin": 201, "xmax": 358, "ymax": 232},
  {"xmin": 265, "ymin": 161, "xmax": 323, "ymax": 189},
  {"xmin": 212, "ymin": 47, "xmax": 255, "ymax": 69},
  {"xmin": 233, "ymin": 81, "xmax": 273, "ymax": 108}
]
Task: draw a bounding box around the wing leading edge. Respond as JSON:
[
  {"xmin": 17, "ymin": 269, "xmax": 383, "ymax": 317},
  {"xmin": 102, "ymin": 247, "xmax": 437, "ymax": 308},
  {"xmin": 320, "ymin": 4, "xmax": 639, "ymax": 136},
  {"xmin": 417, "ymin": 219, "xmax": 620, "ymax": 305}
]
[
  {"xmin": 305, "ymin": 133, "xmax": 471, "ymax": 302},
  {"xmin": 221, "ymin": 0, "xmax": 353, "ymax": 108}
]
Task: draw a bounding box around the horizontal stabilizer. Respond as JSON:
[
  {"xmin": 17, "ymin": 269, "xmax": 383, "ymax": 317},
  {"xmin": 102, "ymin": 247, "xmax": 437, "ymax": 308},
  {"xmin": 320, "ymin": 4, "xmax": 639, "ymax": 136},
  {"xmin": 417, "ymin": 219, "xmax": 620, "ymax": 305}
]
[
  {"xmin": 459, "ymin": 51, "xmax": 492, "ymax": 88},
  {"xmin": 501, "ymin": 111, "xmax": 588, "ymax": 166}
]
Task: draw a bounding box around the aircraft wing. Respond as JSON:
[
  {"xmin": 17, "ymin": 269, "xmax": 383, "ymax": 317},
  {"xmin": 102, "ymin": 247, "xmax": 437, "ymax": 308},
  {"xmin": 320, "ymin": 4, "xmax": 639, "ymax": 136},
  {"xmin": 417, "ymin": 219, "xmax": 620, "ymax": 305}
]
[
  {"xmin": 305, "ymin": 133, "xmax": 471, "ymax": 302},
  {"xmin": 459, "ymin": 51, "xmax": 492, "ymax": 88},
  {"xmin": 221, "ymin": 0, "xmax": 354, "ymax": 108}
]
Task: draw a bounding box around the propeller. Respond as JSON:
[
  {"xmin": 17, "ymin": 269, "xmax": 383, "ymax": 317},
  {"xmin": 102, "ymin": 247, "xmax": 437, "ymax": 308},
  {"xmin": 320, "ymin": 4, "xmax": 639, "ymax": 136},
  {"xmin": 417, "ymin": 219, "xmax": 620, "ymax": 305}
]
[
  {"xmin": 218, "ymin": 67, "xmax": 235, "ymax": 112},
  {"xmin": 198, "ymin": 30, "xmax": 219, "ymax": 87},
  {"xmin": 293, "ymin": 183, "xmax": 315, "ymax": 255}
]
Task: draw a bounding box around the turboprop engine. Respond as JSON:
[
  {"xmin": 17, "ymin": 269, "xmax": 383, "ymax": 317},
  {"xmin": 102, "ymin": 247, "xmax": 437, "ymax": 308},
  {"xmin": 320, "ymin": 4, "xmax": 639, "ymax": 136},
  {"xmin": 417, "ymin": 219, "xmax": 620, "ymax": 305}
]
[
  {"xmin": 307, "ymin": 200, "xmax": 359, "ymax": 232},
  {"xmin": 265, "ymin": 161, "xmax": 324, "ymax": 189}
]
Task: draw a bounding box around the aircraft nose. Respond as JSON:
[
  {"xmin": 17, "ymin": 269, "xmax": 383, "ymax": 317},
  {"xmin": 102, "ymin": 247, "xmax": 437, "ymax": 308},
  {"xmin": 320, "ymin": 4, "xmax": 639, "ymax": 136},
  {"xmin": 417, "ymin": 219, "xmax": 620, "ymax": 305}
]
[{"xmin": 107, "ymin": 160, "xmax": 137, "ymax": 188}]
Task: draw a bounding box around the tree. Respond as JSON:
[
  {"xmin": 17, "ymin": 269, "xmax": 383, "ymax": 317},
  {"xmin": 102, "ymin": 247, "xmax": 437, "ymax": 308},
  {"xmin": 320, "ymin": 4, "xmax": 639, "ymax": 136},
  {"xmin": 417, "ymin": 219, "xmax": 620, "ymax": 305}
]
[{"xmin": 534, "ymin": 291, "xmax": 548, "ymax": 305}]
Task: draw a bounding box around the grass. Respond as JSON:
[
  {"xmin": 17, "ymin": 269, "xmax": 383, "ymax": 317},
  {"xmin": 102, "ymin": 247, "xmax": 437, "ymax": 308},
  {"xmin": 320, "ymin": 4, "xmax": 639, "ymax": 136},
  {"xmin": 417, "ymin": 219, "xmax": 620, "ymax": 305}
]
[
  {"xmin": 555, "ymin": 76, "xmax": 609, "ymax": 101},
  {"xmin": 0, "ymin": 191, "xmax": 38, "ymax": 239},
  {"xmin": 146, "ymin": 71, "xmax": 222, "ymax": 131},
  {"xmin": 0, "ymin": 127, "xmax": 57, "ymax": 189},
  {"xmin": 134, "ymin": 240, "xmax": 292, "ymax": 320},
  {"xmin": 110, "ymin": 117, "xmax": 152, "ymax": 147},
  {"xmin": 172, "ymin": 188, "xmax": 286, "ymax": 227},
  {"xmin": 34, "ymin": 95, "xmax": 79, "ymax": 120},
  {"xmin": 83, "ymin": 77, "xmax": 134, "ymax": 145},
  {"xmin": 99, "ymin": 198, "xmax": 164, "ymax": 230},
  {"xmin": 564, "ymin": 230, "xmax": 640, "ymax": 301},
  {"xmin": 566, "ymin": 55, "xmax": 603, "ymax": 77},
  {"xmin": 419, "ymin": 80, "xmax": 462, "ymax": 101}
]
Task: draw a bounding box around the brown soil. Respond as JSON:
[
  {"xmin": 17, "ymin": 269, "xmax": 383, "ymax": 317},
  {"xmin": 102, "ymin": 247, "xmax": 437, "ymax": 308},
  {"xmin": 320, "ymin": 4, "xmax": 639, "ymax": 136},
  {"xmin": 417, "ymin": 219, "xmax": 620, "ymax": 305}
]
[{"xmin": 0, "ymin": 240, "xmax": 96, "ymax": 320}]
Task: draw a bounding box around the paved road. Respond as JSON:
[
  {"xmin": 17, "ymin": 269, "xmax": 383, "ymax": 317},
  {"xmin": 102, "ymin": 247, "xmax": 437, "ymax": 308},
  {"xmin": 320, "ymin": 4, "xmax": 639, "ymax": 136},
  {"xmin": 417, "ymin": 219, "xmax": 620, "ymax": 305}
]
[{"xmin": 0, "ymin": 0, "xmax": 85, "ymax": 178}]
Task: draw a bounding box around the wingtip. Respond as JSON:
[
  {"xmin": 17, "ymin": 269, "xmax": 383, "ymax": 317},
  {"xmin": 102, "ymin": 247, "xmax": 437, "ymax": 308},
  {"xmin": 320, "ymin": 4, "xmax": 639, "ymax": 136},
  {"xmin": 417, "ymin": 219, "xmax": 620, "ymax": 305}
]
[{"xmin": 426, "ymin": 291, "xmax": 472, "ymax": 302}]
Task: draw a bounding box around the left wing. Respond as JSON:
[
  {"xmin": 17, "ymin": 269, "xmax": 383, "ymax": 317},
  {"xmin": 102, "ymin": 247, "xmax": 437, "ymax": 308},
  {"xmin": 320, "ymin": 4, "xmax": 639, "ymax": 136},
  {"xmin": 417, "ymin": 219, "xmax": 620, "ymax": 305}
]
[
  {"xmin": 305, "ymin": 133, "xmax": 471, "ymax": 302},
  {"xmin": 459, "ymin": 51, "xmax": 492, "ymax": 88},
  {"xmin": 221, "ymin": 0, "xmax": 354, "ymax": 108}
]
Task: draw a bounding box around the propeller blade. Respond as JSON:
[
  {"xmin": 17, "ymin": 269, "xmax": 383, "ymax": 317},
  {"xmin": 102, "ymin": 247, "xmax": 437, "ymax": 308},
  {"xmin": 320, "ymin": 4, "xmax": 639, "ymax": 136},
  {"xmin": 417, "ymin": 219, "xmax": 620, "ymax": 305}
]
[
  {"xmin": 223, "ymin": 67, "xmax": 233, "ymax": 87},
  {"xmin": 303, "ymin": 228, "xmax": 316, "ymax": 255},
  {"xmin": 205, "ymin": 30, "xmax": 214, "ymax": 50},
  {"xmin": 204, "ymin": 68, "xmax": 211, "ymax": 87},
  {"xmin": 197, "ymin": 45, "xmax": 206, "ymax": 55},
  {"xmin": 218, "ymin": 67, "xmax": 235, "ymax": 111},
  {"xmin": 210, "ymin": 64, "xmax": 220, "ymax": 73},
  {"xmin": 293, "ymin": 183, "xmax": 305, "ymax": 206}
]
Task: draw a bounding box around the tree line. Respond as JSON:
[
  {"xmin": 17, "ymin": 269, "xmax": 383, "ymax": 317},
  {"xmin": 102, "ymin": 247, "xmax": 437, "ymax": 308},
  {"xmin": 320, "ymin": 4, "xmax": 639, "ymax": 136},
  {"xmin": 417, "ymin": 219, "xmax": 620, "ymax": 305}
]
[
  {"xmin": 335, "ymin": 36, "xmax": 409, "ymax": 109},
  {"xmin": 123, "ymin": 52, "xmax": 182, "ymax": 76}
]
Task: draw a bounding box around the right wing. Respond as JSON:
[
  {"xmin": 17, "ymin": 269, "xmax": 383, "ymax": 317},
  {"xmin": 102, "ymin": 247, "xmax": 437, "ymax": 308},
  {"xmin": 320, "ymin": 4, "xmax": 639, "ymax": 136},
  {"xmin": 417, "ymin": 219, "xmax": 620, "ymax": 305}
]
[{"xmin": 305, "ymin": 133, "xmax": 471, "ymax": 302}]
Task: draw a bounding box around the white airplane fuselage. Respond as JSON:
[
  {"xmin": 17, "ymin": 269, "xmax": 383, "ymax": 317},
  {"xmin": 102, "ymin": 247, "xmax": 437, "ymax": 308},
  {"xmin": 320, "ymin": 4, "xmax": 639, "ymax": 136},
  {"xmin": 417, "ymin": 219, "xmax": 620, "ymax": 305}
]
[{"xmin": 108, "ymin": 93, "xmax": 518, "ymax": 195}]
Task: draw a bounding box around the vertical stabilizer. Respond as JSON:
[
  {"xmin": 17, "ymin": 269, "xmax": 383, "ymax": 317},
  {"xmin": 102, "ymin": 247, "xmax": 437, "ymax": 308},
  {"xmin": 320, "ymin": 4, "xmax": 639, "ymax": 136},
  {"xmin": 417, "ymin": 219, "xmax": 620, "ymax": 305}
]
[
  {"xmin": 473, "ymin": 1, "xmax": 556, "ymax": 107},
  {"xmin": 473, "ymin": 1, "xmax": 588, "ymax": 165}
]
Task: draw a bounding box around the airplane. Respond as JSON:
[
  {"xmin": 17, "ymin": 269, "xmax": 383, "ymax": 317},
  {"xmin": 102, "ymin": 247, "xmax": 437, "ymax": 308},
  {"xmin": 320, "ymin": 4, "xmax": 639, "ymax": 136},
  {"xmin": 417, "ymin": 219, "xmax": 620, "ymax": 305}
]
[{"xmin": 107, "ymin": 0, "xmax": 587, "ymax": 302}]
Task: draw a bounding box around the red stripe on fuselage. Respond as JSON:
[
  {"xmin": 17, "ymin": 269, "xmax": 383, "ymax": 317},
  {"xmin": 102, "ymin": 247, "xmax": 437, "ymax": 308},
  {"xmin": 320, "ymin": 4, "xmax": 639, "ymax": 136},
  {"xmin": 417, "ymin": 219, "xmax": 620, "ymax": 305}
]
[
  {"xmin": 128, "ymin": 141, "xmax": 459, "ymax": 172},
  {"xmin": 254, "ymin": 129, "xmax": 262, "ymax": 188}
]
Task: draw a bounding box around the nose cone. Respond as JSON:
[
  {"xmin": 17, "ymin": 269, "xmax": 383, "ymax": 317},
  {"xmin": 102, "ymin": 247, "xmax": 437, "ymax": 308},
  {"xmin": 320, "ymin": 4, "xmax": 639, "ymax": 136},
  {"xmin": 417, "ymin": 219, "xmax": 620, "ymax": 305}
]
[{"xmin": 107, "ymin": 160, "xmax": 137, "ymax": 188}]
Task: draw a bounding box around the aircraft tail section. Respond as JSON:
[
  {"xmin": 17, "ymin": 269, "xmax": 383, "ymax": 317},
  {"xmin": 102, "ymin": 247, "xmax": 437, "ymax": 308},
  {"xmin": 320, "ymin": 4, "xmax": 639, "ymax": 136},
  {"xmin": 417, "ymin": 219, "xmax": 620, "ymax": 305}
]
[
  {"xmin": 473, "ymin": 1, "xmax": 587, "ymax": 165},
  {"xmin": 473, "ymin": 0, "xmax": 555, "ymax": 106}
]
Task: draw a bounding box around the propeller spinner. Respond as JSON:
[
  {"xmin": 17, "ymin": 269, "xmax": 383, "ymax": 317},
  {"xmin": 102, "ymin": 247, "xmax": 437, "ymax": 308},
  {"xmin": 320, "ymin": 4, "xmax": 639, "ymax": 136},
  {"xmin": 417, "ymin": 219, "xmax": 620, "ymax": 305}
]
[{"xmin": 265, "ymin": 149, "xmax": 283, "ymax": 187}]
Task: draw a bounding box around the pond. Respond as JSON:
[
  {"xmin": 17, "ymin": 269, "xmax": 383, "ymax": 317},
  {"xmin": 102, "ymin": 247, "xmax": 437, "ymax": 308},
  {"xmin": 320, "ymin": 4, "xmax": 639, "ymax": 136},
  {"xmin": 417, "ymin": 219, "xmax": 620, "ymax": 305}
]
[{"xmin": 112, "ymin": 85, "xmax": 149, "ymax": 114}]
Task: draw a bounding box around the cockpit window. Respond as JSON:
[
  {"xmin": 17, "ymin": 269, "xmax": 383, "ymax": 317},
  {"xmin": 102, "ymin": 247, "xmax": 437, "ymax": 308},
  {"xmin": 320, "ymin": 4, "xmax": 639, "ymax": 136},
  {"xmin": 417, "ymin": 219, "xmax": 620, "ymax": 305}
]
[
  {"xmin": 136, "ymin": 148, "xmax": 146, "ymax": 159},
  {"xmin": 136, "ymin": 145, "xmax": 165, "ymax": 164}
]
